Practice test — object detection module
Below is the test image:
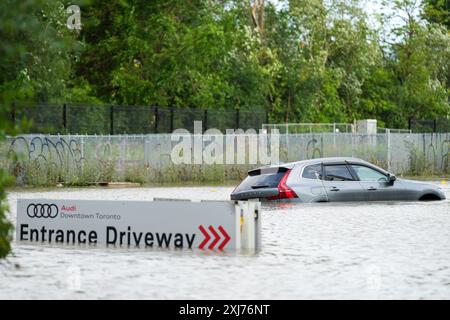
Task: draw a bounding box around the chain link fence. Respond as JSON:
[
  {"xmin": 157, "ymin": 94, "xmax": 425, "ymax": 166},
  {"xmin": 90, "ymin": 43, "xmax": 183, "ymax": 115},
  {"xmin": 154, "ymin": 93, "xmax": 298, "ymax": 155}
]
[
  {"xmin": 8, "ymin": 104, "xmax": 450, "ymax": 134},
  {"xmin": 409, "ymin": 118, "xmax": 450, "ymax": 133},
  {"xmin": 9, "ymin": 104, "xmax": 268, "ymax": 134},
  {"xmin": 262, "ymin": 123, "xmax": 355, "ymax": 134},
  {"xmin": 2, "ymin": 132, "xmax": 450, "ymax": 186}
]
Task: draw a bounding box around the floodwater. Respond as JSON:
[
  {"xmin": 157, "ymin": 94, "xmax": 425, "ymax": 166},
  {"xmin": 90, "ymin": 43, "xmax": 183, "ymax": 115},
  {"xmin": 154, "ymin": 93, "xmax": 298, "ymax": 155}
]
[{"xmin": 1, "ymin": 183, "xmax": 450, "ymax": 299}]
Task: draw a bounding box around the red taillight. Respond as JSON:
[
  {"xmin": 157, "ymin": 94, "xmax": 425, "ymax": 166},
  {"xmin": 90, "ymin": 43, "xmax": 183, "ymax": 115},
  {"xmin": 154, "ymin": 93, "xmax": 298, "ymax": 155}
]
[{"xmin": 268, "ymin": 169, "xmax": 298, "ymax": 200}]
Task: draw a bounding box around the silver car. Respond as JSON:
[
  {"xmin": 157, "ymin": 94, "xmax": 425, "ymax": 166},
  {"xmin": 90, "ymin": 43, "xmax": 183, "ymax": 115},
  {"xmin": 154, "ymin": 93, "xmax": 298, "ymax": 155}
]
[{"xmin": 230, "ymin": 157, "xmax": 446, "ymax": 202}]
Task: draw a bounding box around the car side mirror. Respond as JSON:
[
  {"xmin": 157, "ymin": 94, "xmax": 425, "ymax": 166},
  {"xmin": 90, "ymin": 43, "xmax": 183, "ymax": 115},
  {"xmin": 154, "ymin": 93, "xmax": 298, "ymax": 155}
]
[{"xmin": 388, "ymin": 174, "xmax": 396, "ymax": 185}]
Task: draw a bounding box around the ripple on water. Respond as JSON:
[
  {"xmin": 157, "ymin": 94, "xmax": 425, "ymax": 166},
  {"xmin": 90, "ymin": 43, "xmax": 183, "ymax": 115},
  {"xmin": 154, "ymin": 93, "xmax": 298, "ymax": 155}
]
[{"xmin": 1, "ymin": 184, "xmax": 450, "ymax": 299}]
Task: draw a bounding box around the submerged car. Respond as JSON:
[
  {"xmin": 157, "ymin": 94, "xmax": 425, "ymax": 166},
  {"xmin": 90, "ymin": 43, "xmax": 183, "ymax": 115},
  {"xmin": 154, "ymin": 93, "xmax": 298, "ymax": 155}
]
[{"xmin": 230, "ymin": 157, "xmax": 446, "ymax": 202}]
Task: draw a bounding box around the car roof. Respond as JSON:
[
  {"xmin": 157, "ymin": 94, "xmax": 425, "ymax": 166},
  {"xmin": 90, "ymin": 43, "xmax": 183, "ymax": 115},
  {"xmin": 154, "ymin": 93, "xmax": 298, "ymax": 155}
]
[
  {"xmin": 262, "ymin": 157, "xmax": 362, "ymax": 167},
  {"xmin": 255, "ymin": 157, "xmax": 390, "ymax": 174},
  {"xmin": 291, "ymin": 157, "xmax": 368, "ymax": 166}
]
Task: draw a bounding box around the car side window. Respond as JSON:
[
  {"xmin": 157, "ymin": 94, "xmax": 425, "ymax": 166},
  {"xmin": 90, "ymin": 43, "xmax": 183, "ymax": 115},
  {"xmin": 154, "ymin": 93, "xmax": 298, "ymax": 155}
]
[
  {"xmin": 351, "ymin": 165, "xmax": 388, "ymax": 182},
  {"xmin": 302, "ymin": 164, "xmax": 322, "ymax": 180},
  {"xmin": 324, "ymin": 165, "xmax": 354, "ymax": 181}
]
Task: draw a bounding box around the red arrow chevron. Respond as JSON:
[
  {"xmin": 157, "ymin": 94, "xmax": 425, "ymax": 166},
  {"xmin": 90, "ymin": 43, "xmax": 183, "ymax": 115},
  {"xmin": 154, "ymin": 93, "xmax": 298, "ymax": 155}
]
[
  {"xmin": 218, "ymin": 226, "xmax": 230, "ymax": 250},
  {"xmin": 198, "ymin": 225, "xmax": 210, "ymax": 249},
  {"xmin": 208, "ymin": 226, "xmax": 220, "ymax": 250}
]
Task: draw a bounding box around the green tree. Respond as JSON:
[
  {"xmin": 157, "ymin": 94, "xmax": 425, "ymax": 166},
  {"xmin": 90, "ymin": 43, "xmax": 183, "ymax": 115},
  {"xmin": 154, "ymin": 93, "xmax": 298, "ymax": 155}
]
[
  {"xmin": 422, "ymin": 0, "xmax": 450, "ymax": 29},
  {"xmin": 75, "ymin": 0, "xmax": 272, "ymax": 111},
  {"xmin": 382, "ymin": 0, "xmax": 450, "ymax": 125},
  {"xmin": 263, "ymin": 0, "xmax": 382, "ymax": 123},
  {"xmin": 0, "ymin": 0, "xmax": 41, "ymax": 258},
  {"xmin": 0, "ymin": 0, "xmax": 87, "ymax": 257},
  {"xmin": 0, "ymin": 1, "xmax": 84, "ymax": 105},
  {"xmin": 0, "ymin": 165, "xmax": 12, "ymax": 258},
  {"xmin": 68, "ymin": 0, "xmax": 449, "ymax": 126}
]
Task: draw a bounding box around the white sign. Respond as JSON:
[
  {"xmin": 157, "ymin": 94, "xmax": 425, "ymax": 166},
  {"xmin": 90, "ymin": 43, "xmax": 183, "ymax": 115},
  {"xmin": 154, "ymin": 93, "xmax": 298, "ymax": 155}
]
[{"xmin": 16, "ymin": 198, "xmax": 260, "ymax": 251}]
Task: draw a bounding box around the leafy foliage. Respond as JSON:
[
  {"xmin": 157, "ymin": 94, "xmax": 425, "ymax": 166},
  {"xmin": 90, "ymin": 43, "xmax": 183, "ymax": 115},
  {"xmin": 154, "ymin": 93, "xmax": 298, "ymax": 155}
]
[
  {"xmin": 423, "ymin": 0, "xmax": 450, "ymax": 29},
  {"xmin": 67, "ymin": 0, "xmax": 449, "ymax": 128},
  {"xmin": 0, "ymin": 0, "xmax": 89, "ymax": 258}
]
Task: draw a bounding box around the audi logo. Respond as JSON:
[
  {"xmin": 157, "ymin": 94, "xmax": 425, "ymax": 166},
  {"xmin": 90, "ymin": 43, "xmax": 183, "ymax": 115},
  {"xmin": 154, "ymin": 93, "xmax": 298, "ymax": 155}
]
[{"xmin": 26, "ymin": 203, "xmax": 59, "ymax": 218}]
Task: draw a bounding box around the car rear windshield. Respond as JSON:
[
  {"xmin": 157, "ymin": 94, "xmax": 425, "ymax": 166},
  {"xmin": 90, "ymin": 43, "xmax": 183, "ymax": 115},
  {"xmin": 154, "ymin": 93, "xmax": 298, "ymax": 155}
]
[{"xmin": 233, "ymin": 169, "xmax": 286, "ymax": 193}]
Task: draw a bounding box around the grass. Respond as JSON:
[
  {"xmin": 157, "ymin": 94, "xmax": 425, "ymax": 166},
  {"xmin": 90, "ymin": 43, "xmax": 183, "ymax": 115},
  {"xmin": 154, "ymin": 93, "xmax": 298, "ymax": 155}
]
[
  {"xmin": 398, "ymin": 175, "xmax": 449, "ymax": 181},
  {"xmin": 3, "ymin": 158, "xmax": 250, "ymax": 188}
]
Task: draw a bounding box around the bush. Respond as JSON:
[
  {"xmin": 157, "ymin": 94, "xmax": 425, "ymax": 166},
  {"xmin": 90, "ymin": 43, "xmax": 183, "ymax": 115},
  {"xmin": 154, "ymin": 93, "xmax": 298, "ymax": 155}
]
[{"xmin": 0, "ymin": 166, "xmax": 13, "ymax": 259}]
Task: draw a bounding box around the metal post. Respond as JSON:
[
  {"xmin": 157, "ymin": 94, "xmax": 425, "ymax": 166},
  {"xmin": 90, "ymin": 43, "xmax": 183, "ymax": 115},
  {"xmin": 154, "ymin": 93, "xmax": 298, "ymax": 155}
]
[
  {"xmin": 433, "ymin": 119, "xmax": 437, "ymax": 133},
  {"xmin": 236, "ymin": 109, "xmax": 240, "ymax": 129},
  {"xmin": 154, "ymin": 107, "xmax": 158, "ymax": 133},
  {"xmin": 144, "ymin": 139, "xmax": 150, "ymax": 167},
  {"xmin": 351, "ymin": 133, "xmax": 354, "ymax": 157},
  {"xmin": 321, "ymin": 133, "xmax": 324, "ymax": 157},
  {"xmin": 80, "ymin": 136, "xmax": 85, "ymax": 172},
  {"xmin": 333, "ymin": 123, "xmax": 336, "ymax": 152},
  {"xmin": 386, "ymin": 128, "xmax": 391, "ymax": 172},
  {"xmin": 110, "ymin": 105, "xmax": 114, "ymax": 135},
  {"xmin": 408, "ymin": 117, "xmax": 412, "ymax": 131},
  {"xmin": 63, "ymin": 103, "xmax": 67, "ymax": 132},
  {"xmin": 170, "ymin": 108, "xmax": 174, "ymax": 132},
  {"xmin": 204, "ymin": 109, "xmax": 208, "ymax": 132},
  {"xmin": 11, "ymin": 102, "xmax": 16, "ymax": 126}
]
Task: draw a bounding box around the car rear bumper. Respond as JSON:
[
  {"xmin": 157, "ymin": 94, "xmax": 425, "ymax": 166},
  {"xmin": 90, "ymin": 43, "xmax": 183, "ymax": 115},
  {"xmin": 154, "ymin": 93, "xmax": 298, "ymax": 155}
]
[{"xmin": 230, "ymin": 188, "xmax": 279, "ymax": 200}]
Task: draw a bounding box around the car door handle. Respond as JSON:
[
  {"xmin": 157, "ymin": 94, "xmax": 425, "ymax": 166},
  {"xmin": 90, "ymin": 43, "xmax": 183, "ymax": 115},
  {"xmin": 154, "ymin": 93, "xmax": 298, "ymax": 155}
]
[
  {"xmin": 367, "ymin": 187, "xmax": 377, "ymax": 191},
  {"xmin": 330, "ymin": 187, "xmax": 340, "ymax": 191}
]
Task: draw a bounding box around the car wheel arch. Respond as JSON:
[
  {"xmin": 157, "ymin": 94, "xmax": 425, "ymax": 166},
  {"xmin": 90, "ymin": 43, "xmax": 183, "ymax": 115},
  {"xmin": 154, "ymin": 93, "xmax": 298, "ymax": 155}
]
[{"xmin": 418, "ymin": 191, "xmax": 443, "ymax": 201}]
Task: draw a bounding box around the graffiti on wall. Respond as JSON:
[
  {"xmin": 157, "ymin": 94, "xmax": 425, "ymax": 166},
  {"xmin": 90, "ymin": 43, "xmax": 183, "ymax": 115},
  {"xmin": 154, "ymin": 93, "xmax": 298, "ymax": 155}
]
[
  {"xmin": 8, "ymin": 136, "xmax": 85, "ymax": 170},
  {"xmin": 403, "ymin": 134, "xmax": 450, "ymax": 174},
  {"xmin": 4, "ymin": 133, "xmax": 450, "ymax": 183},
  {"xmin": 306, "ymin": 137, "xmax": 323, "ymax": 159}
]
